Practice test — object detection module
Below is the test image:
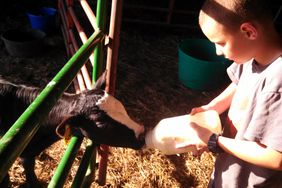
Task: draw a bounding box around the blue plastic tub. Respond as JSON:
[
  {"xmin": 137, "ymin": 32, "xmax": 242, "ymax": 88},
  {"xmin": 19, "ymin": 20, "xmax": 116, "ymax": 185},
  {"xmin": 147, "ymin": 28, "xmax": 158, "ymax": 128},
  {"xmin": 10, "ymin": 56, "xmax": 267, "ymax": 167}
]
[
  {"xmin": 178, "ymin": 39, "xmax": 231, "ymax": 91},
  {"xmin": 27, "ymin": 7, "xmax": 57, "ymax": 33}
]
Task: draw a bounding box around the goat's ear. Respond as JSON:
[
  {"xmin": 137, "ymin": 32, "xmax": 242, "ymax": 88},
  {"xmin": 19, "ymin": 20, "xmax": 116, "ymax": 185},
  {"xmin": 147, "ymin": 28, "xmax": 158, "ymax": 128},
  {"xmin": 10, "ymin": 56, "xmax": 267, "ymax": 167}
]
[{"xmin": 93, "ymin": 70, "xmax": 107, "ymax": 89}]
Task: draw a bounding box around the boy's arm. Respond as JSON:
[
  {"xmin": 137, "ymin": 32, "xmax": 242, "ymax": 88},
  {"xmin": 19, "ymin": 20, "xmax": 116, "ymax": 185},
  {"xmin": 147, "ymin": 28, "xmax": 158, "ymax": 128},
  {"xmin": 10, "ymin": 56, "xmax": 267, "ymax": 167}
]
[
  {"xmin": 218, "ymin": 136, "xmax": 282, "ymax": 170},
  {"xmin": 191, "ymin": 82, "xmax": 236, "ymax": 115}
]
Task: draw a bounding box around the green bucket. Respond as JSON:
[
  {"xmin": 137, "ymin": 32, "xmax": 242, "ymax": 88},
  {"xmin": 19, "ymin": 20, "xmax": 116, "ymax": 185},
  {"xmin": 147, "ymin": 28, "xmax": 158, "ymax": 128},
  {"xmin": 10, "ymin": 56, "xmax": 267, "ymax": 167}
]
[{"xmin": 178, "ymin": 39, "xmax": 231, "ymax": 91}]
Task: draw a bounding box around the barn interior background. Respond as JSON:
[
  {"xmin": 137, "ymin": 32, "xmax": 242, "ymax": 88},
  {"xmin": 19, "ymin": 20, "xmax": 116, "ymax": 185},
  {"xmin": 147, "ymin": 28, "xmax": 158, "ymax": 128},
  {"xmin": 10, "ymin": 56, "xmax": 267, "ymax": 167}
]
[{"xmin": 0, "ymin": 0, "xmax": 281, "ymax": 187}]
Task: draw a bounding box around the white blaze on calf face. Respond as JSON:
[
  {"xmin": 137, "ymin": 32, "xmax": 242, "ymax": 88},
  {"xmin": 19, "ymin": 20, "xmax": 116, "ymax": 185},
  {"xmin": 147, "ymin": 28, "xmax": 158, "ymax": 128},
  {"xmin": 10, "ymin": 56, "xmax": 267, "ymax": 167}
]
[{"xmin": 96, "ymin": 92, "xmax": 144, "ymax": 138}]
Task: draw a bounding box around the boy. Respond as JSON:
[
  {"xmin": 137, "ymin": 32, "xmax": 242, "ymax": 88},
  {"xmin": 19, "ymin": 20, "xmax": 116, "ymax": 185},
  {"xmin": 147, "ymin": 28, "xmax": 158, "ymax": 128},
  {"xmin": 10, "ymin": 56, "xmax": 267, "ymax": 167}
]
[{"xmin": 180, "ymin": 0, "xmax": 282, "ymax": 187}]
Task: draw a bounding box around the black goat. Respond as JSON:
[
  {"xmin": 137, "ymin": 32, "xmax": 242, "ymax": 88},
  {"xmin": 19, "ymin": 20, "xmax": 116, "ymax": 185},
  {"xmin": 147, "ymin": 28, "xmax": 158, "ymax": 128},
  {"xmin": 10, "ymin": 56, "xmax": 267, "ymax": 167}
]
[{"xmin": 0, "ymin": 73, "xmax": 145, "ymax": 187}]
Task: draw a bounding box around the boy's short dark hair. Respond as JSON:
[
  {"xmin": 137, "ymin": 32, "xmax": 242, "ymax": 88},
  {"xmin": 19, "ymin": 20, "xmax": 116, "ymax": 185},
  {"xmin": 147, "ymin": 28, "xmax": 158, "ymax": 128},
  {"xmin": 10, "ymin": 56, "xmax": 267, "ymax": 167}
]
[{"xmin": 200, "ymin": 0, "xmax": 273, "ymax": 29}]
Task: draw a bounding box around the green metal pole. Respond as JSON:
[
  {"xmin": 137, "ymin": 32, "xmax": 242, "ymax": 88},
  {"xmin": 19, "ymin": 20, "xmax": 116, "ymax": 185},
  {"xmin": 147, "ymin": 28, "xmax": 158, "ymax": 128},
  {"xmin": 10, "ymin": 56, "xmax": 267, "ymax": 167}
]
[
  {"xmin": 71, "ymin": 140, "xmax": 97, "ymax": 188},
  {"xmin": 93, "ymin": 0, "xmax": 107, "ymax": 82},
  {"xmin": 0, "ymin": 30, "xmax": 103, "ymax": 182},
  {"xmin": 75, "ymin": 1, "xmax": 108, "ymax": 187},
  {"xmin": 48, "ymin": 135, "xmax": 83, "ymax": 188}
]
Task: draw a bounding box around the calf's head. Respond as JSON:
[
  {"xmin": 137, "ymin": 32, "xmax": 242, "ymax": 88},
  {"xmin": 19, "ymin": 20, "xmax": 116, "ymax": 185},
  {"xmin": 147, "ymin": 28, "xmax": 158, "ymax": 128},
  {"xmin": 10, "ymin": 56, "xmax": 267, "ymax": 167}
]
[{"xmin": 56, "ymin": 72, "xmax": 145, "ymax": 150}]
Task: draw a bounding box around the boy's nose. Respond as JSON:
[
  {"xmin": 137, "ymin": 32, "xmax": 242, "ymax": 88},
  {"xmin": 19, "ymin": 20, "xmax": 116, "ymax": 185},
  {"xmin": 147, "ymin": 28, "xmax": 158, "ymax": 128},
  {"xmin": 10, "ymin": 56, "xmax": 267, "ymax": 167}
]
[{"xmin": 215, "ymin": 44, "xmax": 223, "ymax": 56}]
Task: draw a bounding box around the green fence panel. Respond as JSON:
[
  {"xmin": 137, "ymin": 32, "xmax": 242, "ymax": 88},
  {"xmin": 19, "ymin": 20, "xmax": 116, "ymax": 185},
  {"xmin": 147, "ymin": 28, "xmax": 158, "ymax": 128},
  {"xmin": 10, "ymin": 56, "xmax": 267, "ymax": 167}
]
[
  {"xmin": 48, "ymin": 135, "xmax": 84, "ymax": 188},
  {"xmin": 0, "ymin": 29, "xmax": 103, "ymax": 182}
]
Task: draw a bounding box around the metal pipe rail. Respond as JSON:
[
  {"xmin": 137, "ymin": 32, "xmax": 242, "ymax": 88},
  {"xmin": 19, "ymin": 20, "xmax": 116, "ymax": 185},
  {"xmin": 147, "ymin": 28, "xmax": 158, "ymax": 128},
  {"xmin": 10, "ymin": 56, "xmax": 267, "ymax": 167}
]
[
  {"xmin": 48, "ymin": 135, "xmax": 84, "ymax": 188},
  {"xmin": 0, "ymin": 30, "xmax": 103, "ymax": 183},
  {"xmin": 0, "ymin": 0, "xmax": 121, "ymax": 186},
  {"xmin": 58, "ymin": 0, "xmax": 111, "ymax": 186},
  {"xmin": 71, "ymin": 140, "xmax": 97, "ymax": 187}
]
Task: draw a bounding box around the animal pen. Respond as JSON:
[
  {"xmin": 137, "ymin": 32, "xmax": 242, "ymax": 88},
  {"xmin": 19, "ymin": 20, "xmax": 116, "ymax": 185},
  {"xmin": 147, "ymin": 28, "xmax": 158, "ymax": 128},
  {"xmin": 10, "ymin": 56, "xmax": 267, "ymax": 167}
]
[
  {"xmin": 1, "ymin": 0, "xmax": 282, "ymax": 187},
  {"xmin": 0, "ymin": 0, "xmax": 122, "ymax": 187}
]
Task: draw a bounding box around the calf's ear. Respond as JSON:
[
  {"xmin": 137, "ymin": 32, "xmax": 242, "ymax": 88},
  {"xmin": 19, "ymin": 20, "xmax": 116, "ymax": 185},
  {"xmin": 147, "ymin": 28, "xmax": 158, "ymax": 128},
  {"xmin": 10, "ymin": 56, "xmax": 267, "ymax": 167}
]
[
  {"xmin": 56, "ymin": 116, "xmax": 81, "ymax": 143},
  {"xmin": 93, "ymin": 70, "xmax": 107, "ymax": 89}
]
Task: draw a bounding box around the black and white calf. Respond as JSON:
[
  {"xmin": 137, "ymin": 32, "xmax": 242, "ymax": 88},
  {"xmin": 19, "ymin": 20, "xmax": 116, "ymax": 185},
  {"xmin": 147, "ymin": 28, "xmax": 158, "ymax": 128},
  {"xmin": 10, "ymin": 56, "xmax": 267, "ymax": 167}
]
[{"xmin": 0, "ymin": 73, "xmax": 145, "ymax": 186}]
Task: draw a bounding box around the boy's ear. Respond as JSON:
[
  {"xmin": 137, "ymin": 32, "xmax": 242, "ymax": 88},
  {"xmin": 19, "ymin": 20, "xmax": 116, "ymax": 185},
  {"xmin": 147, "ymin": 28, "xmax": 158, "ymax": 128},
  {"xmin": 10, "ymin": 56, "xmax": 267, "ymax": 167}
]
[{"xmin": 240, "ymin": 22, "xmax": 257, "ymax": 40}]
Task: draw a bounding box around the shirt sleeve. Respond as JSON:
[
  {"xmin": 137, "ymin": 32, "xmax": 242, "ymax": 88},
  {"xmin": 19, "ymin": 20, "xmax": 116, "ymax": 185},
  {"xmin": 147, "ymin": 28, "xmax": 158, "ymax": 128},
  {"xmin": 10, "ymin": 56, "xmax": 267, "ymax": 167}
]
[
  {"xmin": 227, "ymin": 63, "xmax": 243, "ymax": 84},
  {"xmin": 244, "ymin": 65, "xmax": 282, "ymax": 152}
]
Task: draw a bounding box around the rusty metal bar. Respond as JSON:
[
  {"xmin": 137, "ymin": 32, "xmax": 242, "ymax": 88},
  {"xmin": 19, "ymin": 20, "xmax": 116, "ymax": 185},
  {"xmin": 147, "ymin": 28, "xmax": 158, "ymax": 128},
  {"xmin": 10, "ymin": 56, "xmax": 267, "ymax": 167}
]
[
  {"xmin": 97, "ymin": 0, "xmax": 123, "ymax": 185},
  {"xmin": 68, "ymin": 6, "xmax": 96, "ymax": 66},
  {"xmin": 69, "ymin": 29, "xmax": 92, "ymax": 89},
  {"xmin": 79, "ymin": 0, "xmax": 99, "ymax": 31}
]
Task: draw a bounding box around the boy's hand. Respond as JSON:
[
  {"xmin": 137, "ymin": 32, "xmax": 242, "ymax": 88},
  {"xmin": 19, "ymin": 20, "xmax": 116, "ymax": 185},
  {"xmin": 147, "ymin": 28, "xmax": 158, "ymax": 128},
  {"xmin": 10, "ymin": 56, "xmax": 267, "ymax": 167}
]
[
  {"xmin": 175, "ymin": 122, "xmax": 213, "ymax": 156},
  {"xmin": 190, "ymin": 105, "xmax": 209, "ymax": 115}
]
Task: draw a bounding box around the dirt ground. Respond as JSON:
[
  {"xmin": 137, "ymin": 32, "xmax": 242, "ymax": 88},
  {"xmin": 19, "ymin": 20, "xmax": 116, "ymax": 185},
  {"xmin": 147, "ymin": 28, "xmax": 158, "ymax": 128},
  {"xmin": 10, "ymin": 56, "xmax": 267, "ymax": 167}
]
[{"xmin": 0, "ymin": 2, "xmax": 230, "ymax": 188}]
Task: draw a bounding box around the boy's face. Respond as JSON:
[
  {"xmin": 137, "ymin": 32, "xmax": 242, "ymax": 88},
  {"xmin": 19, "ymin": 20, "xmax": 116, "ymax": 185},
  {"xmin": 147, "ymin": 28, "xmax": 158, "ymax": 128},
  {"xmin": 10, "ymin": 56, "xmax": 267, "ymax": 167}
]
[{"xmin": 200, "ymin": 13, "xmax": 255, "ymax": 64}]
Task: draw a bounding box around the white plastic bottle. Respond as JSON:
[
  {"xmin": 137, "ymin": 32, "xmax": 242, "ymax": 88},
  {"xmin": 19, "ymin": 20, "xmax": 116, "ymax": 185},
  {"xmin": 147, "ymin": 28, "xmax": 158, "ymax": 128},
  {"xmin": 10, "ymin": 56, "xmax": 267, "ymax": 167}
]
[{"xmin": 145, "ymin": 110, "xmax": 222, "ymax": 155}]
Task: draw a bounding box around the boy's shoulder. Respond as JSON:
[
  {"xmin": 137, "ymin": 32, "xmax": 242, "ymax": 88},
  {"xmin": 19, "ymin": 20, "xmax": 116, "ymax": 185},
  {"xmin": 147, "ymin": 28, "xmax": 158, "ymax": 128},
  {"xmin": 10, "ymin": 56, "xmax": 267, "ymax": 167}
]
[{"xmin": 267, "ymin": 56, "xmax": 282, "ymax": 76}]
